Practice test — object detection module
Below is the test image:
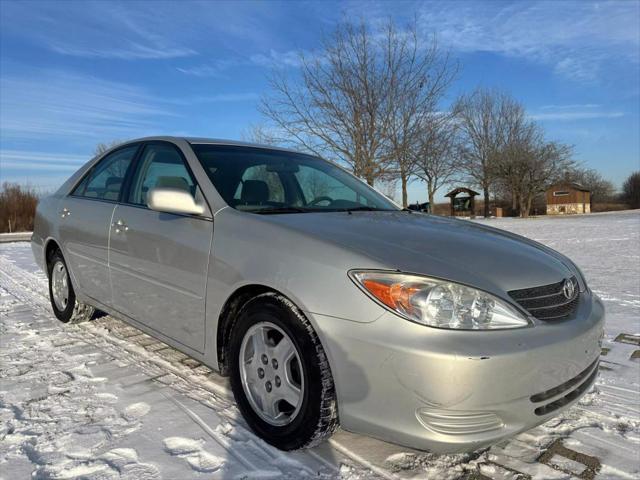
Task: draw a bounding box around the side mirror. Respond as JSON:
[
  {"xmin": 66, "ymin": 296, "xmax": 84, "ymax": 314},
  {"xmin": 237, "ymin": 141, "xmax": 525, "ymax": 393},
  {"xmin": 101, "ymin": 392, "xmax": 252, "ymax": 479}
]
[{"xmin": 147, "ymin": 187, "xmax": 205, "ymax": 216}]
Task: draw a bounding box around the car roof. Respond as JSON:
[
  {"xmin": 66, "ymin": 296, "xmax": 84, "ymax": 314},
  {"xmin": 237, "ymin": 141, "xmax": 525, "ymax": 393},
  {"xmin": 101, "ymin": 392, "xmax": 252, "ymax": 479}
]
[{"xmin": 122, "ymin": 136, "xmax": 304, "ymax": 155}]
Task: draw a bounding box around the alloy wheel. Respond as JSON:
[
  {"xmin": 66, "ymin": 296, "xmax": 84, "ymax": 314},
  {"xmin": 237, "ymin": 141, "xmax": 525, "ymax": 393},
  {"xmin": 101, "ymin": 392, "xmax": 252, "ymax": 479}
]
[
  {"xmin": 51, "ymin": 261, "xmax": 69, "ymax": 311},
  {"xmin": 239, "ymin": 321, "xmax": 304, "ymax": 426}
]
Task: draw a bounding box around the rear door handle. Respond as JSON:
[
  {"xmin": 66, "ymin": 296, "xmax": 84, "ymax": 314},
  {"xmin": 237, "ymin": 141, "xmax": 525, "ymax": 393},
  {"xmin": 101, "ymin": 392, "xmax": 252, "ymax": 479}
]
[
  {"xmin": 112, "ymin": 219, "xmax": 129, "ymax": 234},
  {"xmin": 60, "ymin": 207, "xmax": 71, "ymax": 218}
]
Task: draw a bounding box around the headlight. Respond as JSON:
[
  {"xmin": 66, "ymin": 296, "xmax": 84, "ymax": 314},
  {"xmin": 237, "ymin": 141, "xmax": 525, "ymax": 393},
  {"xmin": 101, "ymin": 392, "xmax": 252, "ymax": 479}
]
[{"xmin": 349, "ymin": 270, "xmax": 531, "ymax": 330}]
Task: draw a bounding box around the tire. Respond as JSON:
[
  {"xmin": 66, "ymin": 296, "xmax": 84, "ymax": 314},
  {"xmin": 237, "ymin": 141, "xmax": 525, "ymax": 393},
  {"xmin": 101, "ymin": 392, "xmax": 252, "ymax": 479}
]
[
  {"xmin": 228, "ymin": 292, "xmax": 338, "ymax": 450},
  {"xmin": 47, "ymin": 249, "xmax": 94, "ymax": 324}
]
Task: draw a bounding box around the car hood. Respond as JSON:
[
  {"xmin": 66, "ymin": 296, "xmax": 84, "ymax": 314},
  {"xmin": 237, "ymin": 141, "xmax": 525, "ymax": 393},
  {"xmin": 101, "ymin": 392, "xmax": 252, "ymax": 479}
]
[{"xmin": 263, "ymin": 211, "xmax": 578, "ymax": 297}]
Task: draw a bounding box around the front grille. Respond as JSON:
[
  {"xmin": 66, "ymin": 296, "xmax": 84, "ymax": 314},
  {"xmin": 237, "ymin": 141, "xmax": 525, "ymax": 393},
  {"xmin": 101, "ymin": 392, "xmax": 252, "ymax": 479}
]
[
  {"xmin": 530, "ymin": 358, "xmax": 599, "ymax": 403},
  {"xmin": 531, "ymin": 361, "xmax": 599, "ymax": 416},
  {"xmin": 508, "ymin": 276, "xmax": 579, "ymax": 320}
]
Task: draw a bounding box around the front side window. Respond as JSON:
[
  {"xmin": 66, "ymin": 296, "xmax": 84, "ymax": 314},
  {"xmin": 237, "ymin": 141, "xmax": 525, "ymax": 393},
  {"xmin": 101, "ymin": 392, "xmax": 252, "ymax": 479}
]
[
  {"xmin": 72, "ymin": 145, "xmax": 138, "ymax": 201},
  {"xmin": 128, "ymin": 144, "xmax": 196, "ymax": 206},
  {"xmin": 233, "ymin": 165, "xmax": 286, "ymax": 205},
  {"xmin": 192, "ymin": 144, "xmax": 398, "ymax": 213}
]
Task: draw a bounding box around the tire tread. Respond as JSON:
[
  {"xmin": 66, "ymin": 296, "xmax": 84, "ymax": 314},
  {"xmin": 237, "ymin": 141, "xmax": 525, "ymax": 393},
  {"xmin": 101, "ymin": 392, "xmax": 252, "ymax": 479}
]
[
  {"xmin": 48, "ymin": 250, "xmax": 94, "ymax": 324},
  {"xmin": 234, "ymin": 292, "xmax": 339, "ymax": 449}
]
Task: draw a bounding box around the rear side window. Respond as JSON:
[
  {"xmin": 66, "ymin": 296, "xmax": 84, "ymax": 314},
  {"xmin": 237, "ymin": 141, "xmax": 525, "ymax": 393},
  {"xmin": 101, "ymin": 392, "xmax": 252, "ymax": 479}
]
[
  {"xmin": 72, "ymin": 146, "xmax": 138, "ymax": 201},
  {"xmin": 128, "ymin": 143, "xmax": 196, "ymax": 206}
]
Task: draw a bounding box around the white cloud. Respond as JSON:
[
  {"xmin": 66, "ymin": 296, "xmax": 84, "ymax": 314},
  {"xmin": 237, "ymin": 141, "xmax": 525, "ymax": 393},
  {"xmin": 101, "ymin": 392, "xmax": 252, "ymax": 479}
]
[
  {"xmin": 177, "ymin": 49, "xmax": 313, "ymax": 78},
  {"xmin": 0, "ymin": 70, "xmax": 173, "ymax": 142},
  {"xmin": 0, "ymin": 151, "xmax": 88, "ymax": 192},
  {"xmin": 540, "ymin": 104, "xmax": 601, "ymax": 110},
  {"xmin": 168, "ymin": 92, "xmax": 260, "ymax": 104},
  {"xmin": 411, "ymin": 1, "xmax": 640, "ymax": 83},
  {"xmin": 175, "ymin": 57, "xmax": 254, "ymax": 77},
  {"xmin": 0, "ymin": 67, "xmax": 261, "ymax": 169},
  {"xmin": 1, "ymin": 1, "xmax": 197, "ymax": 60},
  {"xmin": 529, "ymin": 105, "xmax": 625, "ymax": 121},
  {"xmin": 249, "ymin": 49, "xmax": 305, "ymax": 68},
  {"xmin": 0, "ymin": 151, "xmax": 87, "ymax": 166},
  {"xmin": 0, "ymin": 161, "xmax": 82, "ymax": 172},
  {"xmin": 50, "ymin": 43, "xmax": 196, "ymax": 60},
  {"xmin": 530, "ymin": 112, "xmax": 625, "ymax": 121},
  {"xmin": 198, "ymin": 93, "xmax": 260, "ymax": 103}
]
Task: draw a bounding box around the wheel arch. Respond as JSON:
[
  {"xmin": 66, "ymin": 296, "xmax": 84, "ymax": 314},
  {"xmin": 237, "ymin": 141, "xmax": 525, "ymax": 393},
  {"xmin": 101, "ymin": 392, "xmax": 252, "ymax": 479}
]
[
  {"xmin": 216, "ymin": 284, "xmax": 276, "ymax": 375},
  {"xmin": 43, "ymin": 237, "xmax": 81, "ymax": 297},
  {"xmin": 215, "ymin": 284, "xmax": 324, "ymax": 377},
  {"xmin": 44, "ymin": 237, "xmax": 62, "ymax": 267}
]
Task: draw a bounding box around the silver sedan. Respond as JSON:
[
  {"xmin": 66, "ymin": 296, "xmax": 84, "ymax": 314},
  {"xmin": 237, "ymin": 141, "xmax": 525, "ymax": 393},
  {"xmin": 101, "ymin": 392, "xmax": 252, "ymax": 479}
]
[{"xmin": 32, "ymin": 137, "xmax": 604, "ymax": 452}]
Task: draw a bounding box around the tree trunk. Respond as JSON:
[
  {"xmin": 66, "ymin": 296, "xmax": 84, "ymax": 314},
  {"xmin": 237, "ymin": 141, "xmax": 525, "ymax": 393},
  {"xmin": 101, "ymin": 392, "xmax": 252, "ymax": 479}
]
[
  {"xmin": 483, "ymin": 185, "xmax": 490, "ymax": 217},
  {"xmin": 519, "ymin": 194, "xmax": 531, "ymax": 218},
  {"xmin": 526, "ymin": 195, "xmax": 533, "ymax": 217},
  {"xmin": 428, "ymin": 187, "xmax": 435, "ymax": 210},
  {"xmin": 401, "ymin": 175, "xmax": 408, "ymax": 208}
]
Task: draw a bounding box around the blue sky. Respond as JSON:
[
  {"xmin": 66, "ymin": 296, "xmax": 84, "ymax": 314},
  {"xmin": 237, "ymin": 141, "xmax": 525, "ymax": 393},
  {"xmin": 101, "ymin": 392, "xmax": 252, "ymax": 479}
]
[{"xmin": 1, "ymin": 0, "xmax": 638, "ymax": 203}]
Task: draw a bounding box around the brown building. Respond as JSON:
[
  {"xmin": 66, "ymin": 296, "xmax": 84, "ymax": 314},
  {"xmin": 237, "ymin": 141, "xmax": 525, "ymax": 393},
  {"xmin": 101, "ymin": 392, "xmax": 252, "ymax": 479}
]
[{"xmin": 546, "ymin": 183, "xmax": 591, "ymax": 215}]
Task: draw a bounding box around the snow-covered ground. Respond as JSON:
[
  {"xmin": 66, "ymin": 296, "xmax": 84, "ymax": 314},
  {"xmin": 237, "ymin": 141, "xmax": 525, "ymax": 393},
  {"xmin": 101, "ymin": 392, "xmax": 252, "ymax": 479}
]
[{"xmin": 1, "ymin": 210, "xmax": 638, "ymax": 479}]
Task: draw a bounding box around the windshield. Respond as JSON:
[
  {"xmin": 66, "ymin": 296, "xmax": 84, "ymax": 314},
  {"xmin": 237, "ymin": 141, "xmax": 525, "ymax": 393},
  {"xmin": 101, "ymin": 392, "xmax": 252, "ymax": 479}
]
[{"xmin": 191, "ymin": 144, "xmax": 399, "ymax": 213}]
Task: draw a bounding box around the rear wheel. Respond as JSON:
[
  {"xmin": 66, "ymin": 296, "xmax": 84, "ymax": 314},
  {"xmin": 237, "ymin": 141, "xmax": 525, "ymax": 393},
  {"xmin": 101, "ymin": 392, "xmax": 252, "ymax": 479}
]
[
  {"xmin": 229, "ymin": 293, "xmax": 338, "ymax": 450},
  {"xmin": 47, "ymin": 250, "xmax": 94, "ymax": 324}
]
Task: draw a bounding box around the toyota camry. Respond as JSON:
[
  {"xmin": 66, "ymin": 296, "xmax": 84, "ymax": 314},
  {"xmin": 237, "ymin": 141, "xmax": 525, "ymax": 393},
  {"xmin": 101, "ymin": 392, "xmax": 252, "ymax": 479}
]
[{"xmin": 31, "ymin": 137, "xmax": 604, "ymax": 452}]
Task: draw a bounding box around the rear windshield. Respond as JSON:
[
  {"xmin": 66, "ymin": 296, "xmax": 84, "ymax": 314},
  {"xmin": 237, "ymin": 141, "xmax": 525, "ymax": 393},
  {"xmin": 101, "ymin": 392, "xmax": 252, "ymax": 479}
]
[{"xmin": 191, "ymin": 144, "xmax": 398, "ymax": 214}]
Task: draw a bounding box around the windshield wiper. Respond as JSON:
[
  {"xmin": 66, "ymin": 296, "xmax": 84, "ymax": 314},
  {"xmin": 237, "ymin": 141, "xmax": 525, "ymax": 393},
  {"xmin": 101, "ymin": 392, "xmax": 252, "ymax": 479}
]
[
  {"xmin": 251, "ymin": 206, "xmax": 311, "ymax": 214},
  {"xmin": 341, "ymin": 206, "xmax": 389, "ymax": 212}
]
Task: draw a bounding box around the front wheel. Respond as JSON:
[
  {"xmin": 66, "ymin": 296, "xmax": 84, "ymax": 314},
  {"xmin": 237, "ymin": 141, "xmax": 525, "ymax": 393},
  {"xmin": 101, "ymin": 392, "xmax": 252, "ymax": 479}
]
[
  {"xmin": 47, "ymin": 250, "xmax": 94, "ymax": 324},
  {"xmin": 229, "ymin": 293, "xmax": 338, "ymax": 450}
]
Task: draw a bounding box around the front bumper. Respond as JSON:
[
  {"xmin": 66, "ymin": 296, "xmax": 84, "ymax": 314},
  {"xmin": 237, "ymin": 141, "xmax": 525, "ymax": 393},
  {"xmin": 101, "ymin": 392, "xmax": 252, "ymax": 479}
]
[{"xmin": 311, "ymin": 291, "xmax": 605, "ymax": 453}]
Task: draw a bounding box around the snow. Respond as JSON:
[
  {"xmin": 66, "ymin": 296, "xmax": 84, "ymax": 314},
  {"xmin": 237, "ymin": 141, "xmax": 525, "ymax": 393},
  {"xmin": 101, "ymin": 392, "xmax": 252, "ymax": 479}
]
[{"xmin": 1, "ymin": 210, "xmax": 639, "ymax": 479}]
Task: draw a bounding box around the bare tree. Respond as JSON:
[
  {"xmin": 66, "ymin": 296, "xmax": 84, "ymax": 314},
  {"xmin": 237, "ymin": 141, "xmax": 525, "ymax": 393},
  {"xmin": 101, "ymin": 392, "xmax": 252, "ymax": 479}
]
[
  {"xmin": 622, "ymin": 171, "xmax": 640, "ymax": 209},
  {"xmin": 415, "ymin": 114, "xmax": 459, "ymax": 207},
  {"xmin": 0, "ymin": 183, "xmax": 38, "ymax": 233},
  {"xmin": 376, "ymin": 179, "xmax": 399, "ymax": 204},
  {"xmin": 242, "ymin": 123, "xmax": 280, "ymax": 146},
  {"xmin": 491, "ymin": 97, "xmax": 538, "ymax": 214},
  {"xmin": 484, "ymin": 94, "xmax": 576, "ymax": 217},
  {"xmin": 565, "ymin": 167, "xmax": 615, "ymax": 205},
  {"xmin": 382, "ymin": 24, "xmax": 457, "ymax": 206},
  {"xmin": 94, "ymin": 139, "xmax": 125, "ymax": 157},
  {"xmin": 498, "ymin": 129, "xmax": 574, "ymax": 217},
  {"xmin": 453, "ymin": 88, "xmax": 510, "ymax": 217},
  {"xmin": 261, "ymin": 19, "xmax": 418, "ymax": 186}
]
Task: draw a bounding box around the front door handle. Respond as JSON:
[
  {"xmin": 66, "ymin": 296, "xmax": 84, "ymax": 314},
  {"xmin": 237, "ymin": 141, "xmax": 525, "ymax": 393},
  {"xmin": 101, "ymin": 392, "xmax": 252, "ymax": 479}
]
[
  {"xmin": 112, "ymin": 219, "xmax": 129, "ymax": 234},
  {"xmin": 60, "ymin": 207, "xmax": 71, "ymax": 218}
]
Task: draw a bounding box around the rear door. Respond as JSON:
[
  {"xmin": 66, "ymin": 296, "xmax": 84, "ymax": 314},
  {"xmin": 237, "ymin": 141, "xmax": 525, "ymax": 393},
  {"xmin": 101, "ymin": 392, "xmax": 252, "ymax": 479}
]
[
  {"xmin": 108, "ymin": 141, "xmax": 213, "ymax": 352},
  {"xmin": 58, "ymin": 145, "xmax": 139, "ymax": 304}
]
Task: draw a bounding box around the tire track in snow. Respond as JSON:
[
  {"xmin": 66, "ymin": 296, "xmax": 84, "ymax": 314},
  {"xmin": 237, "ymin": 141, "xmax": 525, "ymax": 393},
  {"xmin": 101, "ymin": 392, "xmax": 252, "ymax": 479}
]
[
  {"xmin": 0, "ymin": 253, "xmax": 377, "ymax": 479},
  {"xmin": 4, "ymin": 238, "xmax": 640, "ymax": 479}
]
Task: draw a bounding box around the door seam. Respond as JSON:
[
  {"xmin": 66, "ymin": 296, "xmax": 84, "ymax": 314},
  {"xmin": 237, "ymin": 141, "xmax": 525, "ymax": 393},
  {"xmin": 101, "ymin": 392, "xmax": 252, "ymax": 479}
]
[
  {"xmin": 202, "ymin": 222, "xmax": 214, "ymax": 353},
  {"xmin": 107, "ymin": 204, "xmax": 118, "ymax": 307}
]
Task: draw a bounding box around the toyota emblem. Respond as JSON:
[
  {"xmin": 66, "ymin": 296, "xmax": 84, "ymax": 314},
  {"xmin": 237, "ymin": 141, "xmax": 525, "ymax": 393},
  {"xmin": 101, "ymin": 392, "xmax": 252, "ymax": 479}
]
[{"xmin": 562, "ymin": 279, "xmax": 575, "ymax": 300}]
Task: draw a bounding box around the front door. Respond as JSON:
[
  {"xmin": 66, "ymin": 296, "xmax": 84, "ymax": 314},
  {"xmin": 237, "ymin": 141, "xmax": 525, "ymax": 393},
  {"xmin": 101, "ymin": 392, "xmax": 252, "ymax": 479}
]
[
  {"xmin": 108, "ymin": 142, "xmax": 213, "ymax": 352},
  {"xmin": 58, "ymin": 145, "xmax": 138, "ymax": 304}
]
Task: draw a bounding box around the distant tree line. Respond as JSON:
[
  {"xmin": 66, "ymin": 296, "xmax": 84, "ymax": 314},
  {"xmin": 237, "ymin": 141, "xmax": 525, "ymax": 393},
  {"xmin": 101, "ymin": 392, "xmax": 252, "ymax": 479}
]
[
  {"xmin": 622, "ymin": 172, "xmax": 640, "ymax": 209},
  {"xmin": 0, "ymin": 183, "xmax": 38, "ymax": 233},
  {"xmin": 253, "ymin": 18, "xmax": 625, "ymax": 217}
]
